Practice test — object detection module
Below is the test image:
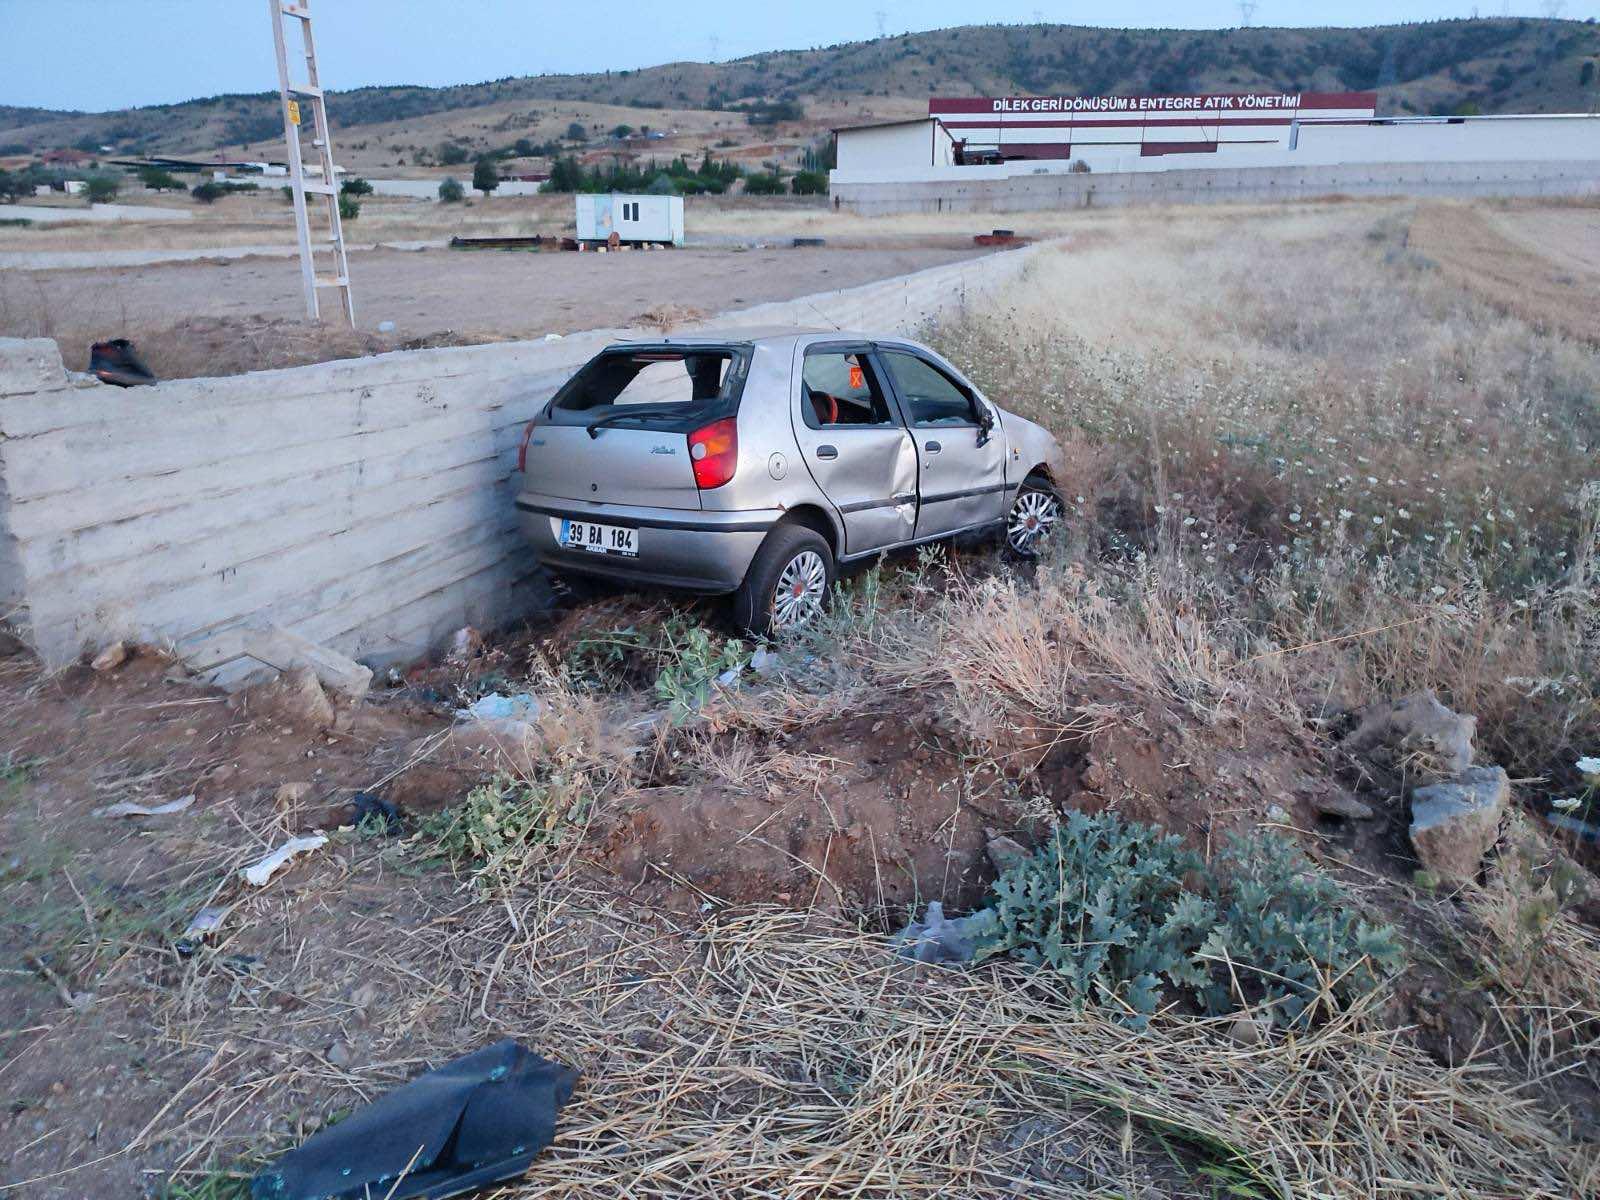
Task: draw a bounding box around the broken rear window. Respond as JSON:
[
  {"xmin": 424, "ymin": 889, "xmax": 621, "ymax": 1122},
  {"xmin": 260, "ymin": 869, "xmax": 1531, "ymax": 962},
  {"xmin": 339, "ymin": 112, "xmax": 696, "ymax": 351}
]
[{"xmin": 550, "ymin": 347, "xmax": 751, "ymax": 418}]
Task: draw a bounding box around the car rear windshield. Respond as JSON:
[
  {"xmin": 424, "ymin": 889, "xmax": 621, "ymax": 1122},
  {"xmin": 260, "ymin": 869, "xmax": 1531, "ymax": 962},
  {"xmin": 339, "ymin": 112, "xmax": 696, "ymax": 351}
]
[{"xmin": 546, "ymin": 346, "xmax": 751, "ymax": 428}]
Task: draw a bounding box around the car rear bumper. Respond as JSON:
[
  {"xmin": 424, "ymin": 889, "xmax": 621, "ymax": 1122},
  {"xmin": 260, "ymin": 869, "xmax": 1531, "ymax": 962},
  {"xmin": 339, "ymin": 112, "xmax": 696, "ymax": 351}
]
[{"xmin": 516, "ymin": 493, "xmax": 780, "ymax": 594}]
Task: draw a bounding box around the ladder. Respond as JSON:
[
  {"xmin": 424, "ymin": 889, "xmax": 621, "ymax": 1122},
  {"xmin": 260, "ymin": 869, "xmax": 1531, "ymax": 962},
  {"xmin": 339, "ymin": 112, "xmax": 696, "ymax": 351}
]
[{"xmin": 268, "ymin": 0, "xmax": 354, "ymax": 325}]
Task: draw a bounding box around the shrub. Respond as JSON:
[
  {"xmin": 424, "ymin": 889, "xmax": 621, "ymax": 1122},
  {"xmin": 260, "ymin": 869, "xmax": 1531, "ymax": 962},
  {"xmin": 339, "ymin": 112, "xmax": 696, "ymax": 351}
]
[
  {"xmin": 565, "ymin": 121, "xmax": 587, "ymax": 141},
  {"xmin": 437, "ymin": 176, "xmax": 465, "ymax": 203},
  {"xmin": 790, "ymin": 170, "xmax": 827, "ymax": 195},
  {"xmin": 189, "ymin": 181, "xmax": 225, "ymax": 204},
  {"xmin": 1200, "ymin": 835, "xmax": 1405, "ymax": 1028},
  {"xmin": 337, "ymin": 193, "xmax": 360, "ymax": 220},
  {"xmin": 437, "ymin": 141, "xmax": 470, "ymax": 166},
  {"xmin": 989, "ymin": 812, "xmax": 1404, "ymax": 1030},
  {"xmin": 340, "ymin": 176, "xmax": 373, "ymax": 196},
  {"xmin": 84, "ymin": 174, "xmax": 119, "ymax": 203},
  {"xmin": 743, "ymin": 172, "xmax": 785, "ymax": 195},
  {"xmin": 424, "ymin": 772, "xmax": 594, "ymax": 886},
  {"xmin": 989, "ymin": 811, "xmax": 1215, "ymax": 1026},
  {"xmin": 138, "ymin": 166, "xmax": 183, "ymax": 191}
]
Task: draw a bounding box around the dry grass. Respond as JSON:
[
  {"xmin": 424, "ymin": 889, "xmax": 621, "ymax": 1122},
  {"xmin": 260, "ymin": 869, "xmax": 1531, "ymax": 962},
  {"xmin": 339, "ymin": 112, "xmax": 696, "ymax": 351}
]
[
  {"xmin": 930, "ymin": 200, "xmax": 1600, "ymax": 783},
  {"xmin": 143, "ymin": 881, "xmax": 1598, "ymax": 1199}
]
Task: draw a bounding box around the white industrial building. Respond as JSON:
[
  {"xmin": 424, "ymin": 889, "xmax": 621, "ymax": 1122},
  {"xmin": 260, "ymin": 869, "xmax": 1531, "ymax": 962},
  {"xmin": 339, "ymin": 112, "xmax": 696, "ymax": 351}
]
[{"xmin": 831, "ymin": 93, "xmax": 1600, "ymax": 213}]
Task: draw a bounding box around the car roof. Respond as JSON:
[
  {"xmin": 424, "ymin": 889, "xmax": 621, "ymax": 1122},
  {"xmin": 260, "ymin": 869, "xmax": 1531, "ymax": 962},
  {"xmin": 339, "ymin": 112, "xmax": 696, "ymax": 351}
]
[{"xmin": 607, "ymin": 327, "xmax": 925, "ymax": 352}]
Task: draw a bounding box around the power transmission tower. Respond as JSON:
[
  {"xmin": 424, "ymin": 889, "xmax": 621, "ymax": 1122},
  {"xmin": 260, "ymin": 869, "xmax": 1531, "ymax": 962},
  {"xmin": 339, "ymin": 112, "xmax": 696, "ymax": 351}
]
[
  {"xmin": 875, "ymin": 9, "xmax": 887, "ymax": 38},
  {"xmin": 1541, "ymin": 1, "xmax": 1566, "ymax": 18},
  {"xmin": 268, "ymin": 0, "xmax": 354, "ymax": 326},
  {"xmin": 708, "ymin": 34, "xmax": 720, "ymax": 61},
  {"xmin": 1239, "ymin": 1, "xmax": 1258, "ymax": 27}
]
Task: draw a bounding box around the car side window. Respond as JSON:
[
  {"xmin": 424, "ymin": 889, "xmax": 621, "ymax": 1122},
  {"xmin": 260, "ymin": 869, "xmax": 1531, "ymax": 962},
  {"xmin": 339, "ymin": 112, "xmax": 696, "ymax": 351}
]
[
  {"xmin": 880, "ymin": 351, "xmax": 979, "ymax": 427},
  {"xmin": 800, "ymin": 351, "xmax": 896, "ymax": 430}
]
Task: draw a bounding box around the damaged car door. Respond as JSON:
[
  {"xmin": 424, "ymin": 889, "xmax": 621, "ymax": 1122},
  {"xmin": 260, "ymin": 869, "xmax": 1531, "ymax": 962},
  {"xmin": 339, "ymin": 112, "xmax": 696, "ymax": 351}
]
[
  {"xmin": 790, "ymin": 343, "xmax": 918, "ymax": 554},
  {"xmin": 878, "ymin": 347, "xmax": 1008, "ymax": 539}
]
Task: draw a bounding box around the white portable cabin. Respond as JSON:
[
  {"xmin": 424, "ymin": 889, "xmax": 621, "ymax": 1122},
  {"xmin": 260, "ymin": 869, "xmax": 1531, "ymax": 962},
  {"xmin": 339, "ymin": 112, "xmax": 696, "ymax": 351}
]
[{"xmin": 575, "ymin": 193, "xmax": 684, "ymax": 246}]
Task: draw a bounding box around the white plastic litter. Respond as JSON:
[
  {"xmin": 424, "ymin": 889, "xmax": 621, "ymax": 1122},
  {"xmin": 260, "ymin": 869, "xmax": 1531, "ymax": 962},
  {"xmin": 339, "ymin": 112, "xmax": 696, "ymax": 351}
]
[
  {"xmin": 242, "ymin": 834, "xmax": 329, "ymax": 886},
  {"xmin": 94, "ymin": 794, "xmax": 196, "ymax": 818},
  {"xmin": 182, "ymin": 906, "xmax": 228, "ymax": 940},
  {"xmin": 455, "ymin": 692, "xmax": 543, "ymax": 722},
  {"xmin": 377, "ymin": 319, "xmax": 397, "ymax": 333},
  {"xmin": 890, "ymin": 901, "xmax": 1002, "ymax": 964}
]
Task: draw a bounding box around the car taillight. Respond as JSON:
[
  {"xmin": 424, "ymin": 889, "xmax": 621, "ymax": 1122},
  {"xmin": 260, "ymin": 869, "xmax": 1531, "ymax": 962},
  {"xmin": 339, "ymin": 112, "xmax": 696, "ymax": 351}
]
[
  {"xmin": 516, "ymin": 420, "xmax": 536, "ymax": 472},
  {"xmin": 688, "ymin": 417, "xmax": 738, "ymax": 490}
]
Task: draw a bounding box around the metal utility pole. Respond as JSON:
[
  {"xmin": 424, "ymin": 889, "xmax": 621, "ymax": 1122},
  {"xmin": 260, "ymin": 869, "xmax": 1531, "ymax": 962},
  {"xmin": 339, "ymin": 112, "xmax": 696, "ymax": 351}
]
[{"xmin": 268, "ymin": 0, "xmax": 354, "ymax": 325}]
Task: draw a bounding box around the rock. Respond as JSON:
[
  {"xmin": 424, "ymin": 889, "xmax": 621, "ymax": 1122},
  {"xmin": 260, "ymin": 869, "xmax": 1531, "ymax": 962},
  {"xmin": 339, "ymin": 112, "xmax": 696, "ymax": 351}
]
[
  {"xmin": 252, "ymin": 667, "xmax": 336, "ymax": 730},
  {"xmin": 91, "ymin": 641, "xmax": 129, "ymax": 672},
  {"xmin": 984, "ymin": 833, "xmax": 1030, "ymax": 873},
  {"xmin": 1343, "ymin": 691, "xmax": 1476, "ymax": 783},
  {"xmin": 1228, "ymin": 1015, "xmax": 1269, "ymax": 1047},
  {"xmin": 326, "ymin": 1039, "xmax": 352, "ymax": 1068},
  {"xmin": 275, "ymin": 781, "xmax": 313, "ymax": 813},
  {"xmin": 1409, "ymin": 765, "xmax": 1510, "ymax": 884},
  {"xmin": 1309, "ymin": 789, "xmax": 1376, "ymax": 821}
]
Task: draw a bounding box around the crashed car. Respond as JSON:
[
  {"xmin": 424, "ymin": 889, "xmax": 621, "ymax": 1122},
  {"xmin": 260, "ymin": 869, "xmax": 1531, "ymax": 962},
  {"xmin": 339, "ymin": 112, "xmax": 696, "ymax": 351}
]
[{"xmin": 515, "ymin": 329, "xmax": 1067, "ymax": 635}]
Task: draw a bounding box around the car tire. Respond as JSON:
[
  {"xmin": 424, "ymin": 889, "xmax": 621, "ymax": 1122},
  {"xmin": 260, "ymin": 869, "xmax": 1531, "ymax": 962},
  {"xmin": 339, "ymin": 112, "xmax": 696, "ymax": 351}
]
[
  {"xmin": 733, "ymin": 524, "xmax": 835, "ymax": 638},
  {"xmin": 1005, "ymin": 476, "xmax": 1064, "ymax": 559}
]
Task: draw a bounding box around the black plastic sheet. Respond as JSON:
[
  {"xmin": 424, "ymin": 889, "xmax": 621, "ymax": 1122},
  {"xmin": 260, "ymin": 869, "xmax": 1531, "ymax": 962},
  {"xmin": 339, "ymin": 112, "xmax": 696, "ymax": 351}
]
[{"xmin": 252, "ymin": 1040, "xmax": 579, "ymax": 1200}]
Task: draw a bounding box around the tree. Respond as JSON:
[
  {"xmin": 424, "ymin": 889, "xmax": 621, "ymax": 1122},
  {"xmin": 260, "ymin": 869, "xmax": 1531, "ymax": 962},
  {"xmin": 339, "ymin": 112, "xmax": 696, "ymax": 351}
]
[
  {"xmin": 743, "ymin": 172, "xmax": 785, "ymax": 195},
  {"xmin": 610, "ymin": 124, "xmax": 634, "ymax": 139},
  {"xmin": 565, "ymin": 122, "xmax": 586, "ymax": 141},
  {"xmin": 790, "ymin": 170, "xmax": 827, "ymax": 195},
  {"xmin": 340, "ymin": 176, "xmax": 373, "ymax": 196},
  {"xmin": 438, "ymin": 142, "xmax": 470, "ymax": 166},
  {"xmin": 190, "ymin": 181, "xmax": 225, "ymax": 204},
  {"xmin": 338, "ymin": 193, "xmax": 360, "ymax": 220},
  {"xmin": 513, "ymin": 137, "xmax": 535, "ymax": 157},
  {"xmin": 437, "ymin": 176, "xmax": 465, "ymax": 203},
  {"xmin": 84, "ymin": 174, "xmax": 120, "ymax": 203},
  {"xmin": 471, "ymin": 158, "xmax": 500, "ymax": 195},
  {"xmin": 138, "ymin": 166, "xmax": 183, "ymax": 192}
]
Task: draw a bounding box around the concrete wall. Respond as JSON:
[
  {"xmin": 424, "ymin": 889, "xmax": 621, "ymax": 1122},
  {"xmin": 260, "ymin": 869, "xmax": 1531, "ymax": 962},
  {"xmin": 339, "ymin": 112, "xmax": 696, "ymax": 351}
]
[
  {"xmin": 2, "ymin": 203, "xmax": 196, "ymax": 224},
  {"xmin": 368, "ymin": 179, "xmax": 546, "ymax": 199},
  {"xmin": 833, "ymin": 158, "xmax": 1600, "ymax": 215},
  {"xmin": 0, "ymin": 243, "xmax": 1045, "ymax": 679}
]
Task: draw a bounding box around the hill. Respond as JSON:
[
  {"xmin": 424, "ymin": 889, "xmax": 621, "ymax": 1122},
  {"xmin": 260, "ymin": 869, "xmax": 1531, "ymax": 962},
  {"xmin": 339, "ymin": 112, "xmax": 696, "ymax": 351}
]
[{"xmin": 2, "ymin": 17, "xmax": 1597, "ymax": 161}]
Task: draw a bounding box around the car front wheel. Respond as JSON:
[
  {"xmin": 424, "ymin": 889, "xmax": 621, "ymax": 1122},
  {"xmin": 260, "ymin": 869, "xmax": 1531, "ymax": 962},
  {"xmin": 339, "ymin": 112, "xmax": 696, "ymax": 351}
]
[
  {"xmin": 733, "ymin": 524, "xmax": 835, "ymax": 637},
  {"xmin": 1006, "ymin": 478, "xmax": 1064, "ymax": 557}
]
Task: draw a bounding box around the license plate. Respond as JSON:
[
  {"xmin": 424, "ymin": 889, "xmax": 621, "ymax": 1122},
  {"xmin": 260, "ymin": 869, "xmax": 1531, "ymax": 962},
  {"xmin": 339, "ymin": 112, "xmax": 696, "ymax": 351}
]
[{"xmin": 553, "ymin": 517, "xmax": 638, "ymax": 557}]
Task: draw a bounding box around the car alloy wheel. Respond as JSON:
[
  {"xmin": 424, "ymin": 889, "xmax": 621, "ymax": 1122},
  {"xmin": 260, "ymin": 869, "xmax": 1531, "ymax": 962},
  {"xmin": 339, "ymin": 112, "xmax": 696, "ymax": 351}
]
[
  {"xmin": 771, "ymin": 549, "xmax": 828, "ymax": 629},
  {"xmin": 1007, "ymin": 486, "xmax": 1062, "ymax": 555}
]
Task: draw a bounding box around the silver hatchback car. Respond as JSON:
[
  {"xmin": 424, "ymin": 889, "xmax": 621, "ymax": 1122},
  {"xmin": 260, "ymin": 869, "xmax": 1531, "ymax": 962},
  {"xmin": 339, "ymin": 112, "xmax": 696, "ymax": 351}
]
[{"xmin": 515, "ymin": 329, "xmax": 1067, "ymax": 634}]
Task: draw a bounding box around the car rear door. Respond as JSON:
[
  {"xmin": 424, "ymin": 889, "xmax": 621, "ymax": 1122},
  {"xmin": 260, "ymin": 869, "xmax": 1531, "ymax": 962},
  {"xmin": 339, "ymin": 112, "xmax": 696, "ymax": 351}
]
[
  {"xmin": 789, "ymin": 341, "xmax": 917, "ymax": 555},
  {"xmin": 877, "ymin": 347, "xmax": 1007, "ymax": 539}
]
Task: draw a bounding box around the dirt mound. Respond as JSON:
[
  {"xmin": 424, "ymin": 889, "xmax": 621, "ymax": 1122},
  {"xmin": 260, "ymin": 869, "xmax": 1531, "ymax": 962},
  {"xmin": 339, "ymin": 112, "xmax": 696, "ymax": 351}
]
[
  {"xmin": 595, "ymin": 676, "xmax": 1348, "ymax": 918},
  {"xmin": 602, "ymin": 705, "xmax": 1005, "ymax": 915}
]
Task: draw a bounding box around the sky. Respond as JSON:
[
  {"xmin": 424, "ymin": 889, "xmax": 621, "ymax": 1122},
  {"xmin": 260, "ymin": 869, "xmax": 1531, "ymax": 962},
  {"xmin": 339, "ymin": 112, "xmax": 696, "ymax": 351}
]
[{"xmin": 2, "ymin": 1, "xmax": 1597, "ymax": 112}]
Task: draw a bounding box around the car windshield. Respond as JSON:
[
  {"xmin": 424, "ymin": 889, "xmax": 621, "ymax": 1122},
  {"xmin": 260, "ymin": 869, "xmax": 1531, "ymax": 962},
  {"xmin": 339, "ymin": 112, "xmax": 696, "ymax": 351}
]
[{"xmin": 551, "ymin": 347, "xmax": 750, "ymax": 417}]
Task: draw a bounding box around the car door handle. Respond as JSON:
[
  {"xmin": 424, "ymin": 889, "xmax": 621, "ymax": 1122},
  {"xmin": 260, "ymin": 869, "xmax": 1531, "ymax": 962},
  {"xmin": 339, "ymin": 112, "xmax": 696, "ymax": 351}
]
[
  {"xmin": 815, "ymin": 444, "xmax": 838, "ymax": 460},
  {"xmin": 924, "ymin": 440, "xmax": 942, "ymax": 454}
]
